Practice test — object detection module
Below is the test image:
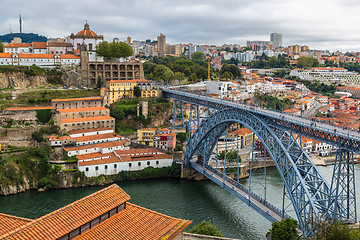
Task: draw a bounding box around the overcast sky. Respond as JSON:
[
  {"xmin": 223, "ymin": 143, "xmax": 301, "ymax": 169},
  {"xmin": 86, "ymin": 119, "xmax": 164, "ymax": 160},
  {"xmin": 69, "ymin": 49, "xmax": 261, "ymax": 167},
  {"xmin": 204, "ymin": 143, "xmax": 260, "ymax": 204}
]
[{"xmin": 2, "ymin": 0, "xmax": 360, "ymax": 51}]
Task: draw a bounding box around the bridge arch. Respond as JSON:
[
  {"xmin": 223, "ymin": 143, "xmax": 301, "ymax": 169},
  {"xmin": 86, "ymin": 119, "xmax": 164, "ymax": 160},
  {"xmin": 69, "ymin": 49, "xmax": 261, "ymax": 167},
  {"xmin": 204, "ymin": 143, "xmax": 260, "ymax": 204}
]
[{"xmin": 185, "ymin": 108, "xmax": 331, "ymax": 237}]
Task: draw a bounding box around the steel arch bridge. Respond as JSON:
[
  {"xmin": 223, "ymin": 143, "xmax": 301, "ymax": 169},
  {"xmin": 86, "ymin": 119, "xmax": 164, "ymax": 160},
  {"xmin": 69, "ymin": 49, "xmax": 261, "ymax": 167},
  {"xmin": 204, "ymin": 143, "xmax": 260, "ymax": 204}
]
[{"xmin": 162, "ymin": 88, "xmax": 360, "ymax": 238}]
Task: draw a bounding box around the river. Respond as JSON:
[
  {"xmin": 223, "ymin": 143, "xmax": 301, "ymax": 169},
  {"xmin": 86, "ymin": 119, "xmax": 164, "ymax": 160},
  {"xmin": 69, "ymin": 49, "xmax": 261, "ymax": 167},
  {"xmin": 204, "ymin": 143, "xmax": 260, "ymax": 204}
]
[{"xmin": 1, "ymin": 164, "xmax": 360, "ymax": 239}]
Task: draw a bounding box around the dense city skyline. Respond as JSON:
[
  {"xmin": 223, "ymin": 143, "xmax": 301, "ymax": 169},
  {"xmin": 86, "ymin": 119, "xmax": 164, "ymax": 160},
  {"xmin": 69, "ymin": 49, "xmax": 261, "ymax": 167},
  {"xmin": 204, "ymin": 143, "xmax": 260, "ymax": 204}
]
[{"xmin": 2, "ymin": 1, "xmax": 360, "ymax": 51}]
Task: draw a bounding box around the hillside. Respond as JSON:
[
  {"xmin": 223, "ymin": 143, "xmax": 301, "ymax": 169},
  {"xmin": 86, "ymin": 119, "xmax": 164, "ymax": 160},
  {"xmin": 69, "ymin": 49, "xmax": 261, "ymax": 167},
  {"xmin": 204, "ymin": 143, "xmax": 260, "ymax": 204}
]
[{"xmin": 0, "ymin": 33, "xmax": 47, "ymax": 43}]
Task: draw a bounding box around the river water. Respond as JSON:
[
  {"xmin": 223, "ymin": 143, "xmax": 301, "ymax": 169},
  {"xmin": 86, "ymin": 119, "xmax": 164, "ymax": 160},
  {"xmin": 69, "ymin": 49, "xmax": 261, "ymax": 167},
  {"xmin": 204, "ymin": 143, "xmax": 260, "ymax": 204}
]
[{"xmin": 1, "ymin": 165, "xmax": 360, "ymax": 239}]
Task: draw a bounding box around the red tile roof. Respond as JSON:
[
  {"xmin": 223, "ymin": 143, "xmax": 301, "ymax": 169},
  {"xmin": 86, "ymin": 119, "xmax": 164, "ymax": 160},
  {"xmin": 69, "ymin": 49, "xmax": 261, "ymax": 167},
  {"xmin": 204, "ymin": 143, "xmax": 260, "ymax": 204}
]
[
  {"xmin": 64, "ymin": 140, "xmax": 127, "ymax": 152},
  {"xmin": 107, "ymin": 79, "xmax": 149, "ymax": 84},
  {"xmin": 4, "ymin": 43, "xmax": 31, "ymax": 48},
  {"xmin": 74, "ymin": 133, "xmax": 119, "ymax": 143},
  {"xmin": 52, "ymin": 96, "xmax": 102, "ymax": 102},
  {"xmin": 60, "ymin": 115, "xmax": 114, "ymax": 124},
  {"xmin": 0, "ymin": 184, "xmax": 130, "ymax": 240},
  {"xmin": 56, "ymin": 107, "xmax": 109, "ymax": 113},
  {"xmin": 4, "ymin": 106, "xmax": 54, "ymax": 111},
  {"xmin": 32, "ymin": 42, "xmax": 47, "ymax": 49},
  {"xmin": 73, "ymin": 202, "xmax": 191, "ymax": 240},
  {"xmin": 0, "ymin": 213, "xmax": 32, "ymax": 236}
]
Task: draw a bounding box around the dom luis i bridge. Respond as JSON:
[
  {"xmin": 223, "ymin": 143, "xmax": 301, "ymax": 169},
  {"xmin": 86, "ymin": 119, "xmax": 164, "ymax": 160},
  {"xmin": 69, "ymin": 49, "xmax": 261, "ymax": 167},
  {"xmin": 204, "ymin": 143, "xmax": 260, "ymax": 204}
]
[{"xmin": 162, "ymin": 87, "xmax": 360, "ymax": 238}]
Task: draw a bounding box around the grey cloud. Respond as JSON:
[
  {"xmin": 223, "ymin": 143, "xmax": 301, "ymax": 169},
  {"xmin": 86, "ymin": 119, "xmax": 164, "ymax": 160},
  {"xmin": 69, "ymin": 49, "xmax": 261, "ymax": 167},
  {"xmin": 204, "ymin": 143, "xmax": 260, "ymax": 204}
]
[{"xmin": 1, "ymin": 0, "xmax": 360, "ymax": 51}]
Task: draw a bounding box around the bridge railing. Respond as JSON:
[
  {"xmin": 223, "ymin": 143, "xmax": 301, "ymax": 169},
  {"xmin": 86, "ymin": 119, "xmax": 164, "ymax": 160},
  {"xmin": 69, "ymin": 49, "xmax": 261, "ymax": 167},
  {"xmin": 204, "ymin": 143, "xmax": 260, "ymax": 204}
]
[
  {"xmin": 197, "ymin": 162, "xmax": 291, "ymax": 220},
  {"xmin": 163, "ymin": 88, "xmax": 360, "ymax": 142}
]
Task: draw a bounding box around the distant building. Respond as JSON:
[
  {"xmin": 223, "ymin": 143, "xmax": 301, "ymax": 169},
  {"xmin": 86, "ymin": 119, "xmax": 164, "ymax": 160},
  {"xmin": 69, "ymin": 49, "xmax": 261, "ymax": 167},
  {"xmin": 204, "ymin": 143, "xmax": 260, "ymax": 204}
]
[
  {"xmin": 270, "ymin": 33, "xmax": 283, "ymax": 49},
  {"xmin": 246, "ymin": 41, "xmax": 273, "ymax": 51},
  {"xmin": 290, "ymin": 67, "xmax": 360, "ymax": 84},
  {"xmin": 157, "ymin": 33, "xmax": 166, "ymax": 57}
]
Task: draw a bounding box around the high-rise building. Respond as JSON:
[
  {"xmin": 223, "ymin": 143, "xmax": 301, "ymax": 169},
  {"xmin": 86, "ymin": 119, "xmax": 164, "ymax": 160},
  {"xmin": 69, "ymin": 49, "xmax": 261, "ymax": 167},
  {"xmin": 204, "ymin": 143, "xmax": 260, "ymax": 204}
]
[
  {"xmin": 157, "ymin": 33, "xmax": 166, "ymax": 57},
  {"xmin": 270, "ymin": 33, "xmax": 283, "ymax": 49}
]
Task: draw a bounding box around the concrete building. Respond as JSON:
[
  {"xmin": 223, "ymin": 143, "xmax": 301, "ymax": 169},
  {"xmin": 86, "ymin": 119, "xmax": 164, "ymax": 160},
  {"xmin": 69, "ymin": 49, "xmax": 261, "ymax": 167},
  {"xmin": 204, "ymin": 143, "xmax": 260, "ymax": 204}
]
[
  {"xmin": 68, "ymin": 127, "xmax": 114, "ymax": 138},
  {"xmin": 270, "ymin": 33, "xmax": 283, "ymax": 49},
  {"xmin": 54, "ymin": 106, "xmax": 109, "ymax": 126},
  {"xmin": 246, "ymin": 41, "xmax": 273, "ymax": 51},
  {"xmin": 51, "ymin": 97, "xmax": 103, "ymax": 109},
  {"xmin": 157, "ymin": 33, "xmax": 166, "ymax": 57},
  {"xmin": 60, "ymin": 115, "xmax": 115, "ymax": 132},
  {"xmin": 290, "ymin": 67, "xmax": 360, "ymax": 84},
  {"xmin": 0, "ymin": 184, "xmax": 191, "ymax": 240},
  {"xmin": 206, "ymin": 81, "xmax": 234, "ymax": 98}
]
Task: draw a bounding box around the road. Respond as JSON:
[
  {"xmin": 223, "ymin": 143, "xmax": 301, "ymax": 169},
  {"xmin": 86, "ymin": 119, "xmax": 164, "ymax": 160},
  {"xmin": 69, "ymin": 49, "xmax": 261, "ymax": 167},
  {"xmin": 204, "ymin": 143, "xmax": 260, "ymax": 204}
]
[{"xmin": 303, "ymin": 100, "xmax": 322, "ymax": 119}]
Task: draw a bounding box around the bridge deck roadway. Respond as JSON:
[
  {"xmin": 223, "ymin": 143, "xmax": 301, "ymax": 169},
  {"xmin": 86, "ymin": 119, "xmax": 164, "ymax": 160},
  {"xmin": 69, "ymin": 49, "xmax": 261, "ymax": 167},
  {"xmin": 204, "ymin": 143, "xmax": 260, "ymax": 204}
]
[
  {"xmin": 191, "ymin": 162, "xmax": 288, "ymax": 223},
  {"xmin": 163, "ymin": 88, "xmax": 360, "ymax": 153}
]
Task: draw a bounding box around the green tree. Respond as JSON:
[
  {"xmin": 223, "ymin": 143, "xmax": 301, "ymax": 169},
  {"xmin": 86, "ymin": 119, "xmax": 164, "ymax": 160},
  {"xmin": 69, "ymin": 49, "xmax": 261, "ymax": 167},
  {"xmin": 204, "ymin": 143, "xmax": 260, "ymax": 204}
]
[
  {"xmin": 48, "ymin": 118, "xmax": 55, "ymax": 126},
  {"xmin": 133, "ymin": 86, "xmax": 142, "ymax": 98},
  {"xmin": 219, "ymin": 150, "xmax": 241, "ymax": 162},
  {"xmin": 222, "ymin": 71, "xmax": 231, "ymax": 80},
  {"xmin": 96, "ymin": 41, "xmax": 133, "ymax": 59},
  {"xmin": 273, "ymin": 70, "xmax": 288, "ymax": 78},
  {"xmin": 32, "ymin": 131, "xmax": 44, "ymax": 142},
  {"xmin": 191, "ymin": 51, "xmax": 205, "ymax": 61},
  {"xmin": 97, "ymin": 76, "xmax": 102, "ymax": 89},
  {"xmin": 0, "ymin": 41, "xmax": 3, "ymax": 53},
  {"xmin": 173, "ymin": 72, "xmax": 185, "ymax": 81},
  {"xmin": 188, "ymin": 221, "xmax": 224, "ymax": 237},
  {"xmin": 314, "ymin": 221, "xmax": 360, "ymax": 240},
  {"xmin": 110, "ymin": 106, "xmax": 125, "ymax": 120},
  {"xmin": 35, "ymin": 109, "xmax": 52, "ymax": 124},
  {"xmin": 189, "ymin": 73, "xmax": 197, "ymax": 82},
  {"xmin": 297, "ymin": 56, "xmax": 319, "ymax": 69},
  {"xmin": 220, "ymin": 64, "xmax": 241, "ymax": 78},
  {"xmin": 266, "ymin": 218, "xmax": 300, "ymax": 240}
]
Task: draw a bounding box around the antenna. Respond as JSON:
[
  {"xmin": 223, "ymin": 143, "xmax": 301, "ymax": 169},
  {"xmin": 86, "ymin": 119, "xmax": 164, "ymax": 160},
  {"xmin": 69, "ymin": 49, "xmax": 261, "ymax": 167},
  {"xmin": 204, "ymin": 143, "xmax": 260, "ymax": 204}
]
[
  {"xmin": 19, "ymin": 10, "xmax": 22, "ymax": 34},
  {"xmin": 9, "ymin": 23, "xmax": 12, "ymax": 34}
]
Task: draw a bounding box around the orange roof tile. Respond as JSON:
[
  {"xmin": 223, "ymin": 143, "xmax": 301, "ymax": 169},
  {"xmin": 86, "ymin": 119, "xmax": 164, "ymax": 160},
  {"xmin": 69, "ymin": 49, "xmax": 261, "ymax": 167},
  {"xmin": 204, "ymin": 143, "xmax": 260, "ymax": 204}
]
[
  {"xmin": 4, "ymin": 106, "xmax": 54, "ymax": 111},
  {"xmin": 0, "ymin": 53, "xmax": 13, "ymax": 58},
  {"xmin": 56, "ymin": 106, "xmax": 109, "ymax": 113},
  {"xmin": 64, "ymin": 140, "xmax": 126, "ymax": 152},
  {"xmin": 68, "ymin": 127, "xmax": 113, "ymax": 135},
  {"xmin": 74, "ymin": 133, "xmax": 119, "ymax": 143},
  {"xmin": 52, "ymin": 96, "xmax": 102, "ymax": 102},
  {"xmin": 0, "ymin": 213, "xmax": 32, "ymax": 236},
  {"xmin": 1, "ymin": 184, "xmax": 130, "ymax": 240},
  {"xmin": 60, "ymin": 115, "xmax": 114, "ymax": 124},
  {"xmin": 77, "ymin": 152, "xmax": 115, "ymax": 161},
  {"xmin": 4, "ymin": 43, "xmax": 31, "ymax": 48},
  {"xmin": 229, "ymin": 128, "xmax": 252, "ymax": 136},
  {"xmin": 73, "ymin": 202, "xmax": 192, "ymax": 240},
  {"xmin": 32, "ymin": 42, "xmax": 47, "ymax": 49},
  {"xmin": 114, "ymin": 148, "xmax": 160, "ymax": 156}
]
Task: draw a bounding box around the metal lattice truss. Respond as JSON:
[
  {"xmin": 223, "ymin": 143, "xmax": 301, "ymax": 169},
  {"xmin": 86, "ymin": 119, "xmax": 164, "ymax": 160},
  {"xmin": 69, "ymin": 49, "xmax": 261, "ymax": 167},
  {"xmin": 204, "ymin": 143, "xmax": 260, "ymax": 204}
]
[
  {"xmin": 328, "ymin": 149, "xmax": 357, "ymax": 222},
  {"xmin": 185, "ymin": 108, "xmax": 332, "ymax": 238}
]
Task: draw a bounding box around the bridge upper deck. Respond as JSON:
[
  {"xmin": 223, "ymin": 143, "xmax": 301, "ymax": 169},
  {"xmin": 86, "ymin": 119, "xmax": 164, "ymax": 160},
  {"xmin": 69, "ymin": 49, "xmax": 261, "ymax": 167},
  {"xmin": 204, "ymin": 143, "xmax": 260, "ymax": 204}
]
[{"xmin": 162, "ymin": 88, "xmax": 360, "ymax": 154}]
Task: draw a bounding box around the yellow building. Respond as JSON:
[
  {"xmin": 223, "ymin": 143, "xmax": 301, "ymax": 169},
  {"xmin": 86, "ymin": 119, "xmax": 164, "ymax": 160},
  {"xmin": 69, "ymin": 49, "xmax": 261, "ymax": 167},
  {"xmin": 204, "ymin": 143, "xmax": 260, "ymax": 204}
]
[
  {"xmin": 137, "ymin": 128, "xmax": 157, "ymax": 146},
  {"xmin": 228, "ymin": 128, "xmax": 254, "ymax": 148},
  {"xmin": 101, "ymin": 79, "xmax": 159, "ymax": 104}
]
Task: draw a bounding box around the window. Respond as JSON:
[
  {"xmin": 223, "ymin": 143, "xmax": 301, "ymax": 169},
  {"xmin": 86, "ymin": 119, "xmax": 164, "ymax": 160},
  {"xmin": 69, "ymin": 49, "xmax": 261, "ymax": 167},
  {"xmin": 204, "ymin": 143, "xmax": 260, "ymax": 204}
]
[
  {"xmin": 86, "ymin": 167, "xmax": 89, "ymax": 171},
  {"xmin": 95, "ymin": 166, "xmax": 99, "ymax": 170},
  {"xmin": 138, "ymin": 162, "xmax": 141, "ymax": 166},
  {"xmin": 105, "ymin": 165, "xmax": 108, "ymax": 170},
  {"xmin": 147, "ymin": 161, "xmax": 150, "ymax": 166},
  {"xmin": 114, "ymin": 164, "xmax": 117, "ymax": 168},
  {"xmin": 129, "ymin": 163, "xmax": 132, "ymax": 167},
  {"xmin": 156, "ymin": 161, "xmax": 159, "ymax": 165}
]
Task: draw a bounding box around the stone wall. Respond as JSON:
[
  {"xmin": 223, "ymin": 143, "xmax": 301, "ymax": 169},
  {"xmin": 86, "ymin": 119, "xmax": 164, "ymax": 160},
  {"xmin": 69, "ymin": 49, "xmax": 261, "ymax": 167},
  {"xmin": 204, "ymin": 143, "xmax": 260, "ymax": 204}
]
[{"xmin": 183, "ymin": 233, "xmax": 240, "ymax": 240}]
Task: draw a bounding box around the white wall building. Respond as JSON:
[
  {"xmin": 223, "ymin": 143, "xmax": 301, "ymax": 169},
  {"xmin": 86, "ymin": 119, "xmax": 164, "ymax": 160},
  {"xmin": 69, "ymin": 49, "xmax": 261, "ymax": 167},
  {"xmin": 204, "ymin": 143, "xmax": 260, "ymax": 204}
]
[
  {"xmin": 0, "ymin": 53, "xmax": 80, "ymax": 67},
  {"xmin": 207, "ymin": 81, "xmax": 234, "ymax": 98},
  {"xmin": 65, "ymin": 140, "xmax": 129, "ymax": 157}
]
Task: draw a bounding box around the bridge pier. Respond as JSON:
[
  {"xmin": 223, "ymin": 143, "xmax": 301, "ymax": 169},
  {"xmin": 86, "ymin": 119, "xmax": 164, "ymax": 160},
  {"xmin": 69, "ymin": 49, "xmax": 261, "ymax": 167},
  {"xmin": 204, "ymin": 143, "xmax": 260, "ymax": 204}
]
[{"xmin": 329, "ymin": 149, "xmax": 357, "ymax": 222}]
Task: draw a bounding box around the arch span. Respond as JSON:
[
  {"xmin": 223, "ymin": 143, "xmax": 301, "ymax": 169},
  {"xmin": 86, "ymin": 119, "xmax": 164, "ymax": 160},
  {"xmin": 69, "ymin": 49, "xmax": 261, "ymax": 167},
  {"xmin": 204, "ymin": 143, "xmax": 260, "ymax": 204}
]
[{"xmin": 185, "ymin": 108, "xmax": 331, "ymax": 237}]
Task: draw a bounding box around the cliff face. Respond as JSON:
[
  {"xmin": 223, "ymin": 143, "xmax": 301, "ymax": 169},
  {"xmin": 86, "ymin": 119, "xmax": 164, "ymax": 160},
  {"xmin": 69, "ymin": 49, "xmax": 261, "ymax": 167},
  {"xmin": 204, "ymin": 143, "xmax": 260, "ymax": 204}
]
[{"xmin": 0, "ymin": 72, "xmax": 47, "ymax": 89}]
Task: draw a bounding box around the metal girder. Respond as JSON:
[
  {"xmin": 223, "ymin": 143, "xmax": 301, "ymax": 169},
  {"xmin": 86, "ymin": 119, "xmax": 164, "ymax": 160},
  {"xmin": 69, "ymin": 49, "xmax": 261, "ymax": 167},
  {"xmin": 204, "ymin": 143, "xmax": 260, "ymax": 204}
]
[
  {"xmin": 185, "ymin": 108, "xmax": 332, "ymax": 238},
  {"xmin": 328, "ymin": 149, "xmax": 357, "ymax": 222},
  {"xmin": 162, "ymin": 89, "xmax": 360, "ymax": 153}
]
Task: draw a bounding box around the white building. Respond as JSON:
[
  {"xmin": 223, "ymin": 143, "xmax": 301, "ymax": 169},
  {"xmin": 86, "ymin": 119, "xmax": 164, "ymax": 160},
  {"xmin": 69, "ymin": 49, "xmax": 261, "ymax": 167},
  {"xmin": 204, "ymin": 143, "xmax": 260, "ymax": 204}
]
[
  {"xmin": 64, "ymin": 140, "xmax": 130, "ymax": 157},
  {"xmin": 290, "ymin": 67, "xmax": 360, "ymax": 85},
  {"xmin": 0, "ymin": 53, "xmax": 80, "ymax": 67},
  {"xmin": 68, "ymin": 127, "xmax": 114, "ymax": 138},
  {"xmin": 77, "ymin": 148, "xmax": 173, "ymax": 177},
  {"xmin": 4, "ymin": 43, "xmax": 32, "ymax": 54},
  {"xmin": 207, "ymin": 81, "xmax": 235, "ymax": 98}
]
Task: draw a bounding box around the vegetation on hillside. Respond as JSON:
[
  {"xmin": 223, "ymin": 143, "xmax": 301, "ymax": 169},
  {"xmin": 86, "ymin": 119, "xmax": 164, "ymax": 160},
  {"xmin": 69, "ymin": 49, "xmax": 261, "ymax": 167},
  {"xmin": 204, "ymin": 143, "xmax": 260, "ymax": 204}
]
[
  {"xmin": 0, "ymin": 33, "xmax": 47, "ymax": 43},
  {"xmin": 296, "ymin": 79, "xmax": 337, "ymax": 96},
  {"xmin": 254, "ymin": 93, "xmax": 293, "ymax": 111},
  {"xmin": 188, "ymin": 221, "xmax": 224, "ymax": 237},
  {"xmin": 239, "ymin": 54, "xmax": 290, "ymax": 69},
  {"xmin": 0, "ymin": 89, "xmax": 100, "ymax": 108}
]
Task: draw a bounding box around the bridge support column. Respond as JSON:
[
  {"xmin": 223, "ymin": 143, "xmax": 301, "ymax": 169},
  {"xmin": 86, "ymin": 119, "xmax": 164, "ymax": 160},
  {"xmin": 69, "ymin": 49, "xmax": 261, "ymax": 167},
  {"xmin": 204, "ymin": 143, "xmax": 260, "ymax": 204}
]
[
  {"xmin": 172, "ymin": 100, "xmax": 184, "ymax": 129},
  {"xmin": 330, "ymin": 149, "xmax": 357, "ymax": 222}
]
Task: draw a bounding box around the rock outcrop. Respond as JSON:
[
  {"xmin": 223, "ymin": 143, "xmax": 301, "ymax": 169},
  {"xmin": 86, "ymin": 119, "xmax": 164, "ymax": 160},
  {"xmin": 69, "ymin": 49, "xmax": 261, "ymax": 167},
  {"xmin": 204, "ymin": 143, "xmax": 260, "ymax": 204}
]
[{"xmin": 0, "ymin": 72, "xmax": 47, "ymax": 89}]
